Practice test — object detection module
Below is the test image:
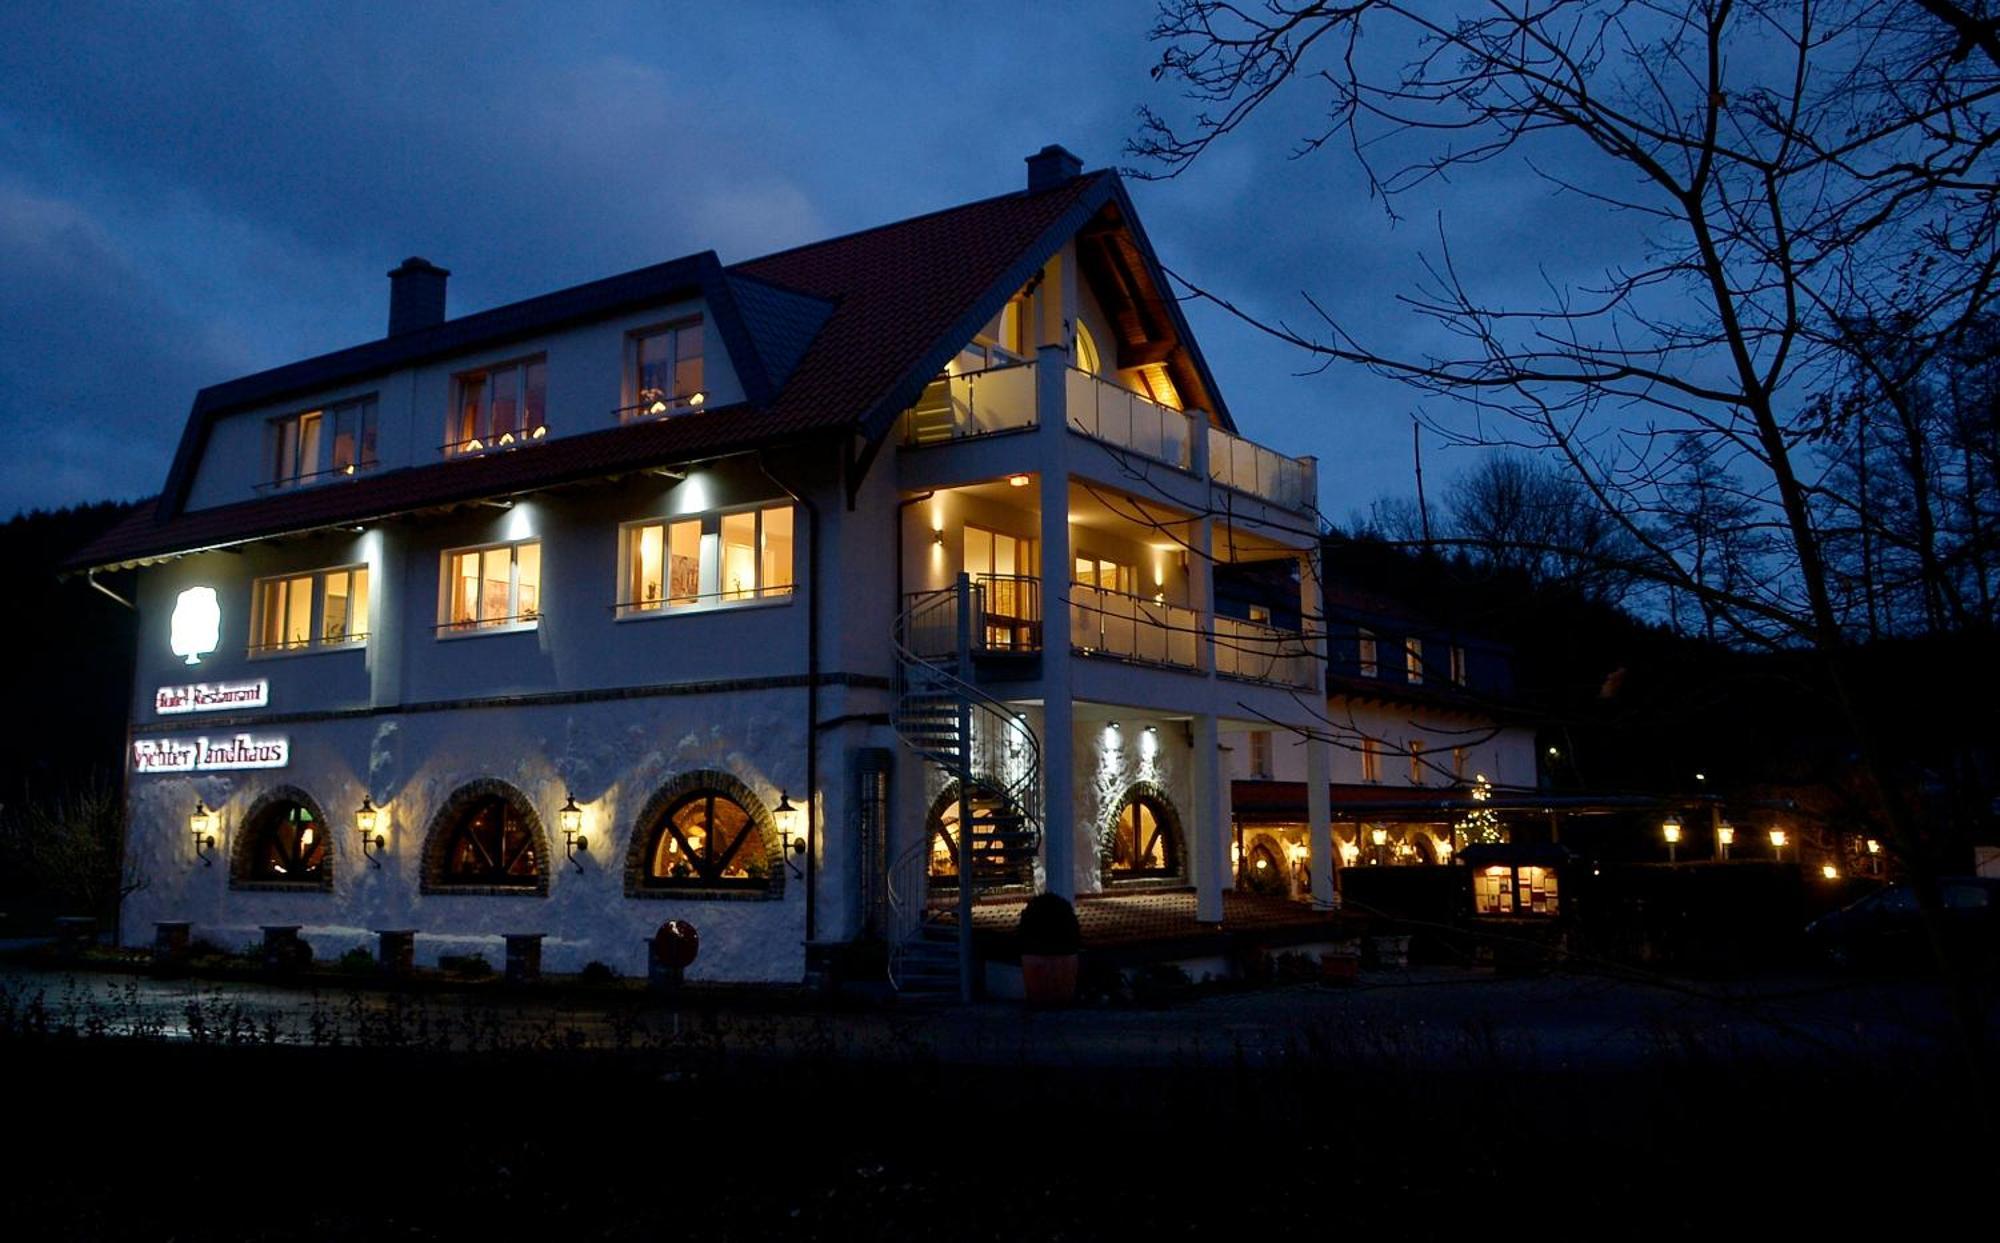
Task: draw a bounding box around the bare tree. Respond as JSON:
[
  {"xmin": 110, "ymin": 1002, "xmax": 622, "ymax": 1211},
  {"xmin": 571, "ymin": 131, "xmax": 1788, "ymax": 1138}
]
[{"xmin": 1134, "ymin": 0, "xmax": 2000, "ymax": 1075}]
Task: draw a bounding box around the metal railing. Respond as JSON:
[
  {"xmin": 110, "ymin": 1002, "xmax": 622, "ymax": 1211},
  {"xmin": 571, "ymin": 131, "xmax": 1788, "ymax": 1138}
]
[
  {"xmin": 1207, "ymin": 425, "xmax": 1317, "ymax": 510},
  {"xmin": 1213, "ymin": 615, "xmax": 1320, "ymax": 688},
  {"xmin": 1069, "ymin": 584, "xmax": 1201, "ymax": 670},
  {"xmin": 900, "ymin": 362, "xmax": 1037, "ymax": 445},
  {"xmin": 900, "ymin": 575, "xmax": 1041, "ymax": 657},
  {"xmin": 1066, "ymin": 368, "xmax": 1193, "ymax": 470}
]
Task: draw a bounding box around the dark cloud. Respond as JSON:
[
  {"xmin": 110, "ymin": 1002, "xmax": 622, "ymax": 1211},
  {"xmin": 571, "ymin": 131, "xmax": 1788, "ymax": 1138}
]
[{"xmin": 0, "ymin": 1, "xmax": 1632, "ymax": 516}]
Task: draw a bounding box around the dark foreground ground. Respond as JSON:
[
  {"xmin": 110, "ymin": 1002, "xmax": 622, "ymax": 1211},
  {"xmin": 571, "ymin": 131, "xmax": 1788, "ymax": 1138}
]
[{"xmin": 1, "ymin": 965, "xmax": 1993, "ymax": 1240}]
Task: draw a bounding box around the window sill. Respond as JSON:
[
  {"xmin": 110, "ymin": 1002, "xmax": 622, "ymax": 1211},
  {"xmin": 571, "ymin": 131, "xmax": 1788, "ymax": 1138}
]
[
  {"xmin": 248, "ymin": 640, "xmax": 369, "ymax": 661},
  {"xmin": 435, "ymin": 620, "xmax": 541, "ymax": 641},
  {"xmin": 614, "ymin": 593, "xmax": 796, "ymax": 622},
  {"xmin": 229, "ymin": 878, "xmax": 335, "ymax": 894},
  {"xmin": 419, "ymin": 880, "xmax": 549, "ymax": 897},
  {"xmin": 628, "ymin": 883, "xmax": 782, "ymax": 902}
]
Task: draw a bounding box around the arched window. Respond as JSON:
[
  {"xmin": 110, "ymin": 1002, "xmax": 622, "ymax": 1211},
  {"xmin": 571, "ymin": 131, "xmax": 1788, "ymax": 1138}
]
[
  {"xmin": 1074, "ymin": 321, "xmax": 1102, "ymax": 375},
  {"xmin": 428, "ymin": 786, "xmax": 544, "ymax": 890},
  {"xmin": 644, "ymin": 787, "xmax": 769, "ymax": 888},
  {"xmin": 926, "ymin": 782, "xmax": 1032, "ymax": 889},
  {"xmin": 1107, "ymin": 789, "xmax": 1182, "ymax": 880},
  {"xmin": 1242, "ymin": 837, "xmax": 1288, "ymax": 895},
  {"xmin": 232, "ymin": 787, "xmax": 333, "ymax": 890}
]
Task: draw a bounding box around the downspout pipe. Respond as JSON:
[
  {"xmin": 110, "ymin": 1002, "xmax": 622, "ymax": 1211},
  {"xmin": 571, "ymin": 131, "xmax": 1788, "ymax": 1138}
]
[{"xmin": 759, "ymin": 450, "xmax": 822, "ymax": 948}]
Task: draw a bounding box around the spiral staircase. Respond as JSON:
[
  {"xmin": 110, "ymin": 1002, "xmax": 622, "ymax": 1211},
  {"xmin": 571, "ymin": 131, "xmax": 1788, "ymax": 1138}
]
[{"xmin": 887, "ymin": 577, "xmax": 1042, "ymax": 999}]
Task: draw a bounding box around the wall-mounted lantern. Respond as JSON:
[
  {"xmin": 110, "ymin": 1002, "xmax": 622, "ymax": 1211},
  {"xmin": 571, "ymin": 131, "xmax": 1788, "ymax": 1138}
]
[
  {"xmin": 1717, "ymin": 822, "xmax": 1735, "ymax": 860},
  {"xmin": 773, "ymin": 791, "xmax": 807, "ymax": 879},
  {"xmin": 189, "ymin": 800, "xmax": 219, "ymax": 867},
  {"xmin": 356, "ymin": 796, "xmax": 386, "ymax": 869},
  {"xmin": 1769, "ymin": 827, "xmax": 1788, "ymax": 861},
  {"xmin": 559, "ymin": 794, "xmax": 587, "ymax": 871},
  {"xmin": 1662, "ymin": 818, "xmax": 1682, "ymax": 864}
]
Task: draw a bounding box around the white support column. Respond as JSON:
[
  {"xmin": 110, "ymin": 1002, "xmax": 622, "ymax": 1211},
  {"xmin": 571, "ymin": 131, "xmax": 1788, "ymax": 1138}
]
[
  {"xmin": 1036, "ymin": 346, "xmax": 1076, "ymax": 898},
  {"xmin": 1307, "ymin": 737, "xmax": 1336, "ymax": 911},
  {"xmin": 1192, "ymin": 713, "xmax": 1227, "ymax": 923}
]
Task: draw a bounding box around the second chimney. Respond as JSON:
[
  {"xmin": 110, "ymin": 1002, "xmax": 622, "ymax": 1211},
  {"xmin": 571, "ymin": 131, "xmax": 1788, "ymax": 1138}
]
[
  {"xmin": 1025, "ymin": 144, "xmax": 1083, "ymax": 194},
  {"xmin": 387, "ymin": 257, "xmax": 449, "ymax": 336}
]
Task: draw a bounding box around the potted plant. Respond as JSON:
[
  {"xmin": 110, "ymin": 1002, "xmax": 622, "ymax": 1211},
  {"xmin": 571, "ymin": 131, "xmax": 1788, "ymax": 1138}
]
[{"xmin": 1016, "ymin": 893, "xmax": 1081, "ymax": 1006}]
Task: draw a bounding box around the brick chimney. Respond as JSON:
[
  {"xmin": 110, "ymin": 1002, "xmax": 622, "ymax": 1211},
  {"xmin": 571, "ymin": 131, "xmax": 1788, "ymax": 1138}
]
[
  {"xmin": 386, "ymin": 257, "xmax": 449, "ymax": 336},
  {"xmin": 1025, "ymin": 144, "xmax": 1083, "ymax": 194}
]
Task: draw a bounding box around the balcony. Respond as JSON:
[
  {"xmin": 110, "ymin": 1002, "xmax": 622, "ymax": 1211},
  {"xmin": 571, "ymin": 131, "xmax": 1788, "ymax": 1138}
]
[
  {"xmin": 902, "ymin": 363, "xmax": 1037, "ymax": 445},
  {"xmin": 1065, "ymin": 369, "xmax": 1192, "ymax": 471},
  {"xmin": 1213, "ymin": 615, "xmax": 1319, "ymax": 689},
  {"xmin": 1207, "ymin": 426, "xmax": 1317, "ymax": 511},
  {"xmin": 901, "ymin": 575, "xmax": 1042, "ymax": 658},
  {"xmin": 1070, "ymin": 584, "xmax": 1200, "ymax": 670}
]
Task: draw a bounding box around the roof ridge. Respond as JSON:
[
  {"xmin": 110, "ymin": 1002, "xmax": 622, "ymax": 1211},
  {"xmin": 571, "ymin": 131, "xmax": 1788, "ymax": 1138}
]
[{"xmin": 730, "ymin": 170, "xmax": 1110, "ymax": 273}]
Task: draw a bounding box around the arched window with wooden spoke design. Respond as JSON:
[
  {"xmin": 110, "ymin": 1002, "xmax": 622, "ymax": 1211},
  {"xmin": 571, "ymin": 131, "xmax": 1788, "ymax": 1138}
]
[
  {"xmin": 422, "ymin": 780, "xmax": 549, "ymax": 895},
  {"xmin": 231, "ymin": 786, "xmax": 333, "ymax": 891},
  {"xmin": 625, "ymin": 771, "xmax": 784, "ymax": 899},
  {"xmin": 646, "ymin": 788, "xmax": 769, "ymax": 888},
  {"xmin": 1105, "ymin": 785, "xmax": 1184, "ymax": 882}
]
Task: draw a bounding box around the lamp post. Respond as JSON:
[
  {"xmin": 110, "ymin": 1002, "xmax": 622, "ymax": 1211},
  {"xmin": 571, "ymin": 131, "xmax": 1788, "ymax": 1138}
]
[
  {"xmin": 1769, "ymin": 827, "xmax": 1788, "ymax": 863},
  {"xmin": 1370, "ymin": 826, "xmax": 1388, "ymax": 867},
  {"xmin": 1717, "ymin": 822, "xmax": 1735, "ymax": 861},
  {"xmin": 1662, "ymin": 818, "xmax": 1682, "ymax": 865}
]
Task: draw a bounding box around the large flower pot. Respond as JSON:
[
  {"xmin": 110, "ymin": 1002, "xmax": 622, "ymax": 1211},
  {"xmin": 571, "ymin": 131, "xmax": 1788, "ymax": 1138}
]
[{"xmin": 1021, "ymin": 953, "xmax": 1078, "ymax": 1006}]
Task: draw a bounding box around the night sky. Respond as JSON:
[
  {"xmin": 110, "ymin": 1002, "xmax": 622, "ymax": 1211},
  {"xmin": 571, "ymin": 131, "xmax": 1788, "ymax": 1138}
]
[{"xmin": 0, "ymin": 2, "xmax": 1611, "ymax": 519}]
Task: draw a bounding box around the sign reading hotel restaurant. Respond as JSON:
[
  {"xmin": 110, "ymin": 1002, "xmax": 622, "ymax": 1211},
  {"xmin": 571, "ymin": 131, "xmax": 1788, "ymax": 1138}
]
[
  {"xmin": 155, "ymin": 679, "xmax": 270, "ymax": 715},
  {"xmin": 132, "ymin": 734, "xmax": 289, "ymax": 774}
]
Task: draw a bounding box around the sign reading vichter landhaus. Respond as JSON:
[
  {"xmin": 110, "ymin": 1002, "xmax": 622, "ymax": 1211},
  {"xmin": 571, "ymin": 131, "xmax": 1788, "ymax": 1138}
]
[
  {"xmin": 155, "ymin": 679, "xmax": 270, "ymax": 715},
  {"xmin": 132, "ymin": 734, "xmax": 289, "ymax": 774}
]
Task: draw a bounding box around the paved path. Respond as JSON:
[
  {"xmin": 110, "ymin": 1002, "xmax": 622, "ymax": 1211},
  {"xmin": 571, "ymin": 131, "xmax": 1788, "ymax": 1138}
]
[{"xmin": 2, "ymin": 963, "xmax": 1976, "ymax": 1069}]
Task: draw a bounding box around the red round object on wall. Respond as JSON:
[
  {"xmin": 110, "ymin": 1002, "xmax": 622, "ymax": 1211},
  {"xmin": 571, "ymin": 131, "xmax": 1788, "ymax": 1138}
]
[{"xmin": 653, "ymin": 919, "xmax": 699, "ymax": 968}]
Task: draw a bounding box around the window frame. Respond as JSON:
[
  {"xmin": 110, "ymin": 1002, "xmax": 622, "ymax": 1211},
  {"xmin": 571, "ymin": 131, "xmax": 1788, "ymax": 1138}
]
[
  {"xmin": 624, "ymin": 317, "xmax": 708, "ymax": 420},
  {"xmin": 1356, "ymin": 628, "xmax": 1378, "ymax": 678},
  {"xmin": 1360, "ymin": 736, "xmax": 1382, "ymax": 783},
  {"xmin": 640, "ymin": 787, "xmax": 771, "ymax": 891},
  {"xmin": 1450, "ymin": 643, "xmax": 1468, "ymax": 686},
  {"xmin": 445, "ymin": 355, "xmax": 549, "ymax": 456},
  {"xmin": 615, "ymin": 502, "xmax": 797, "ymax": 620},
  {"xmin": 1408, "ymin": 739, "xmax": 1427, "ymax": 786},
  {"xmin": 1248, "ymin": 730, "xmax": 1274, "ymax": 779},
  {"xmin": 1405, "ymin": 636, "xmax": 1425, "ymax": 685},
  {"xmin": 437, "ymin": 538, "xmax": 544, "ymax": 637},
  {"xmin": 248, "ymin": 563, "xmax": 372, "ymax": 657},
  {"xmin": 266, "ymin": 395, "xmax": 378, "ymax": 490}
]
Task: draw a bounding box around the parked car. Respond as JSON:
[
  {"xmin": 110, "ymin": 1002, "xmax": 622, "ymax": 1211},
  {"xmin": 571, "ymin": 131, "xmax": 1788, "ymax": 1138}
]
[{"xmin": 1805, "ymin": 878, "xmax": 2000, "ymax": 972}]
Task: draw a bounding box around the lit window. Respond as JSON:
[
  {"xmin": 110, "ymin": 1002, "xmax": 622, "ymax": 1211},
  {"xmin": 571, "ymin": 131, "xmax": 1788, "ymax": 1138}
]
[
  {"xmin": 1356, "ymin": 628, "xmax": 1378, "ymax": 677},
  {"xmin": 442, "ymin": 540, "xmax": 541, "ymax": 631},
  {"xmin": 251, "ymin": 565, "xmax": 370, "ymax": 654},
  {"xmin": 245, "ymin": 800, "xmax": 327, "ymax": 884},
  {"xmin": 966, "ymin": 525, "xmax": 1038, "ymax": 650},
  {"xmin": 1405, "ymin": 636, "xmax": 1424, "ymax": 684},
  {"xmin": 270, "ymin": 397, "xmax": 376, "ymax": 487},
  {"xmin": 1248, "ymin": 730, "xmax": 1274, "ymax": 779},
  {"xmin": 1408, "ymin": 739, "xmax": 1427, "ymax": 786},
  {"xmin": 1108, "ymin": 791, "xmax": 1181, "ymax": 879},
  {"xmin": 449, "ymin": 357, "xmax": 547, "ymax": 454},
  {"xmin": 1075, "ymin": 321, "xmax": 1102, "ymax": 375},
  {"xmin": 1074, "ymin": 556, "xmax": 1136, "ymax": 597},
  {"xmin": 1451, "ymin": 644, "xmax": 1468, "ymax": 686},
  {"xmin": 630, "ymin": 320, "xmax": 705, "ymax": 417},
  {"xmin": 1361, "ymin": 737, "xmax": 1381, "ymax": 783},
  {"xmin": 620, "ymin": 505, "xmax": 793, "ymax": 615},
  {"xmin": 1474, "ymin": 864, "xmax": 1560, "ymax": 916},
  {"xmin": 644, "ymin": 786, "xmax": 770, "ymax": 888},
  {"xmin": 437, "ymin": 794, "xmax": 541, "ymax": 887}
]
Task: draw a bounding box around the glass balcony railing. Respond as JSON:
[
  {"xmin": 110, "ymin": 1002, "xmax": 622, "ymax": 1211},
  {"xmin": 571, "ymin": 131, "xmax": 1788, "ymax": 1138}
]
[
  {"xmin": 1213, "ymin": 616, "xmax": 1319, "ymax": 689},
  {"xmin": 1070, "ymin": 584, "xmax": 1201, "ymax": 670},
  {"xmin": 1208, "ymin": 426, "xmax": 1317, "ymax": 511},
  {"xmin": 901, "ymin": 362, "xmax": 1037, "ymax": 445},
  {"xmin": 1066, "ymin": 369, "xmax": 1193, "ymax": 470}
]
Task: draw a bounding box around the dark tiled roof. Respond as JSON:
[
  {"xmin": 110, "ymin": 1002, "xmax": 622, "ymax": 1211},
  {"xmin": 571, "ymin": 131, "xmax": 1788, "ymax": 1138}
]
[{"xmin": 70, "ymin": 173, "xmax": 1114, "ymax": 571}]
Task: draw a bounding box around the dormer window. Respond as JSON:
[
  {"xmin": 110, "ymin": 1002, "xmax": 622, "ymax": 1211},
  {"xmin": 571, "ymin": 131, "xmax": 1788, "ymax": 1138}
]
[
  {"xmin": 268, "ymin": 398, "xmax": 376, "ymax": 488},
  {"xmin": 629, "ymin": 320, "xmax": 705, "ymax": 418},
  {"xmin": 449, "ymin": 357, "xmax": 547, "ymax": 455}
]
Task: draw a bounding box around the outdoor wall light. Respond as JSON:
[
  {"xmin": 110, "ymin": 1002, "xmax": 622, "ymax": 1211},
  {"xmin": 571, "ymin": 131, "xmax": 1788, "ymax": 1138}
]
[
  {"xmin": 1007, "ymin": 473, "xmax": 1031, "ymax": 488},
  {"xmin": 1717, "ymin": 822, "xmax": 1735, "ymax": 860},
  {"xmin": 189, "ymin": 801, "xmax": 218, "ymax": 867},
  {"xmin": 1371, "ymin": 827, "xmax": 1389, "ymax": 847},
  {"xmin": 559, "ymin": 794, "xmax": 587, "ymax": 871},
  {"xmin": 1662, "ymin": 818, "xmax": 1682, "ymax": 863},
  {"xmin": 356, "ymin": 796, "xmax": 387, "ymax": 869},
  {"xmin": 1865, "ymin": 839, "xmax": 1881, "ymax": 855},
  {"xmin": 1769, "ymin": 827, "xmax": 1789, "ymax": 860},
  {"xmin": 931, "ymin": 528, "xmax": 946, "ymax": 547},
  {"xmin": 774, "ymin": 791, "xmax": 807, "ymax": 879}
]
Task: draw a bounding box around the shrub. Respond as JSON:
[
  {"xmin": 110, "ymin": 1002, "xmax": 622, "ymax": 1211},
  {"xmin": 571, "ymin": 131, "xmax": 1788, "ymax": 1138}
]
[
  {"xmin": 1016, "ymin": 893, "xmax": 1081, "ymax": 956},
  {"xmin": 579, "ymin": 960, "xmax": 618, "ymax": 984},
  {"xmin": 439, "ymin": 952, "xmax": 492, "ymax": 978},
  {"xmin": 1130, "ymin": 962, "xmax": 1193, "ymax": 1005},
  {"xmin": 336, "ymin": 947, "xmax": 375, "ymax": 975}
]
